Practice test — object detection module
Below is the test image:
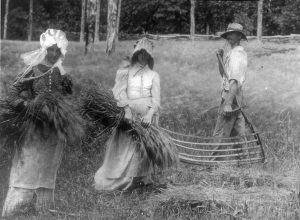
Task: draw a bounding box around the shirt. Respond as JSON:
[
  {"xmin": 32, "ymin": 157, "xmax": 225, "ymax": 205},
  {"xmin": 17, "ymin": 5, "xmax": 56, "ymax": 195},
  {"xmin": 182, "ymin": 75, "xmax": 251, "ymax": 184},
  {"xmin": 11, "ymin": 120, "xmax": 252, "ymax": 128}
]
[
  {"xmin": 221, "ymin": 46, "xmax": 248, "ymax": 107},
  {"xmin": 112, "ymin": 64, "xmax": 160, "ymax": 112}
]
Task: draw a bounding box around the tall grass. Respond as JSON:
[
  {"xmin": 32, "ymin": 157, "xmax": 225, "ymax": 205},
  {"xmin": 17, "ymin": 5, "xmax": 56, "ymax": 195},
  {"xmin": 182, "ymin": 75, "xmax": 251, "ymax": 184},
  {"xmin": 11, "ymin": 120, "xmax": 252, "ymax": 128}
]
[{"xmin": 1, "ymin": 39, "xmax": 300, "ymax": 219}]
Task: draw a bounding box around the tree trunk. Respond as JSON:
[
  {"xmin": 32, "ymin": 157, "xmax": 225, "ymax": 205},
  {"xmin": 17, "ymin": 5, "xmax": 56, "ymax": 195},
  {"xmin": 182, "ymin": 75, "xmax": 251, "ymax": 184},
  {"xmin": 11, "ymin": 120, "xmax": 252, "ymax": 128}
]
[
  {"xmin": 94, "ymin": 0, "xmax": 101, "ymax": 42},
  {"xmin": 206, "ymin": 23, "xmax": 210, "ymax": 35},
  {"xmin": 257, "ymin": 0, "xmax": 263, "ymax": 42},
  {"xmin": 85, "ymin": 0, "xmax": 97, "ymax": 54},
  {"xmin": 116, "ymin": 0, "xmax": 122, "ymax": 42},
  {"xmin": 3, "ymin": 0, "xmax": 10, "ymax": 39},
  {"xmin": 106, "ymin": 0, "xmax": 118, "ymax": 55},
  {"xmin": 0, "ymin": 1, "xmax": 1, "ymax": 39},
  {"xmin": 80, "ymin": 0, "xmax": 87, "ymax": 42},
  {"xmin": 190, "ymin": 0, "xmax": 195, "ymax": 39},
  {"xmin": 28, "ymin": 0, "xmax": 33, "ymax": 41}
]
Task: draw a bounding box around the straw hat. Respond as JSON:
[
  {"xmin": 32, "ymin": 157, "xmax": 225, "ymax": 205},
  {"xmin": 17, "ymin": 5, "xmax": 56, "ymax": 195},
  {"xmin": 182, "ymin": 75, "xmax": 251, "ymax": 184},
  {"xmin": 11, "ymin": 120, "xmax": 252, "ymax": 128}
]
[{"xmin": 220, "ymin": 23, "xmax": 247, "ymax": 40}]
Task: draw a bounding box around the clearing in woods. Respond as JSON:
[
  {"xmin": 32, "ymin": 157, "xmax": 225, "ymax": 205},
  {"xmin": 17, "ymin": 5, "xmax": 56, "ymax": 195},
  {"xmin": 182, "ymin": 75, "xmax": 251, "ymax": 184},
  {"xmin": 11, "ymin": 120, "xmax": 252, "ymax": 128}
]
[{"xmin": 1, "ymin": 39, "xmax": 300, "ymax": 219}]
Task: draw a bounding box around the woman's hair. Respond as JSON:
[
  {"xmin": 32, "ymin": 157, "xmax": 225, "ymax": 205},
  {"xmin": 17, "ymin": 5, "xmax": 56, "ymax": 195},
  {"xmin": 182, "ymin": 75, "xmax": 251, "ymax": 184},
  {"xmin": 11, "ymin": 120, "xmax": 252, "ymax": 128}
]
[{"xmin": 131, "ymin": 49, "xmax": 154, "ymax": 69}]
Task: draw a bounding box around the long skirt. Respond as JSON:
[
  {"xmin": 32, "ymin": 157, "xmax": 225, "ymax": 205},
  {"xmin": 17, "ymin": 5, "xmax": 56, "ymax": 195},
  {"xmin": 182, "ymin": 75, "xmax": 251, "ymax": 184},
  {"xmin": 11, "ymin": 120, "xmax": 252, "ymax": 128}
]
[
  {"xmin": 94, "ymin": 98, "xmax": 156, "ymax": 191},
  {"xmin": 10, "ymin": 126, "xmax": 64, "ymax": 189},
  {"xmin": 2, "ymin": 126, "xmax": 64, "ymax": 217}
]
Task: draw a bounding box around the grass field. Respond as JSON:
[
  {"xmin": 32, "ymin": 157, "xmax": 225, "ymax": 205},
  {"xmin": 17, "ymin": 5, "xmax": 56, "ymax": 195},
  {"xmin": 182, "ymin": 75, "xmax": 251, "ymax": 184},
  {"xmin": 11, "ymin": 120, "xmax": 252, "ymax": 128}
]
[{"xmin": 1, "ymin": 39, "xmax": 300, "ymax": 219}]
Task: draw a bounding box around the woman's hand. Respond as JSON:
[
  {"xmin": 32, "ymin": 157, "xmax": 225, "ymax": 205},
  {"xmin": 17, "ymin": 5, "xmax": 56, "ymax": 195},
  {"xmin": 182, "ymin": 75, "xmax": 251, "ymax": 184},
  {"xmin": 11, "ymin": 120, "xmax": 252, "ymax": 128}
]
[
  {"xmin": 141, "ymin": 112, "xmax": 153, "ymax": 128},
  {"xmin": 23, "ymin": 100, "xmax": 28, "ymax": 107},
  {"xmin": 124, "ymin": 106, "xmax": 133, "ymax": 124},
  {"xmin": 14, "ymin": 99, "xmax": 28, "ymax": 109}
]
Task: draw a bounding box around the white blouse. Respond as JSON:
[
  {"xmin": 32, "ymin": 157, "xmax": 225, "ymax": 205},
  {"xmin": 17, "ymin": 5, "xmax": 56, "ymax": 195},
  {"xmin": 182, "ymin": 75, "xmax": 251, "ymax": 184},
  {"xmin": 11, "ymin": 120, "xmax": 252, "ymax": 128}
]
[{"xmin": 112, "ymin": 64, "xmax": 161, "ymax": 112}]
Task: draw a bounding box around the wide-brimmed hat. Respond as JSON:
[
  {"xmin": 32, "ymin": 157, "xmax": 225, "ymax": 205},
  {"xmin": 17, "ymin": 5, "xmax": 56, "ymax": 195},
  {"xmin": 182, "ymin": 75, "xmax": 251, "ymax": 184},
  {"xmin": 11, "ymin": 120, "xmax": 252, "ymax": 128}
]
[
  {"xmin": 220, "ymin": 23, "xmax": 247, "ymax": 40},
  {"xmin": 130, "ymin": 37, "xmax": 154, "ymax": 69}
]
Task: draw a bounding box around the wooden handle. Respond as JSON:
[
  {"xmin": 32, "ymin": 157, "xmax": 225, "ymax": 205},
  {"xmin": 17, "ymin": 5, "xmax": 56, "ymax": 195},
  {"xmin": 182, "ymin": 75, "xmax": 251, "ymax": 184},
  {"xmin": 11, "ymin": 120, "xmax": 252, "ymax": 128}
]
[{"xmin": 216, "ymin": 52, "xmax": 229, "ymax": 79}]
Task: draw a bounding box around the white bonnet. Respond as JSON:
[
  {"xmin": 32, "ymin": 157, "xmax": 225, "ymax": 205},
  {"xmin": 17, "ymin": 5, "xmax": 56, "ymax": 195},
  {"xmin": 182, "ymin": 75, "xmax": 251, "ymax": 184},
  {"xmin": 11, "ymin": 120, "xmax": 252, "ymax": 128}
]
[{"xmin": 40, "ymin": 29, "xmax": 68, "ymax": 56}]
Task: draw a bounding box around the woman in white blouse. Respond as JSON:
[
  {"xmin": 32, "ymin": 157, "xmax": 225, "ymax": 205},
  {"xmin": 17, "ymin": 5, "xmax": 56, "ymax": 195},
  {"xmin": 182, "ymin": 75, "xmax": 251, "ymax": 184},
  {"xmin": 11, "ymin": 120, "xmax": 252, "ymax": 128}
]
[{"xmin": 94, "ymin": 38, "xmax": 162, "ymax": 191}]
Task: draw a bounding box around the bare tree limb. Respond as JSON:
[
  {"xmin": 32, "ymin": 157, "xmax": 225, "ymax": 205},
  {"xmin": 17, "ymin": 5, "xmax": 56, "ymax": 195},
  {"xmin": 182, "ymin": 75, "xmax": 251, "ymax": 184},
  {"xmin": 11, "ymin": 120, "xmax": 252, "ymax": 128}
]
[
  {"xmin": 106, "ymin": 0, "xmax": 118, "ymax": 55},
  {"xmin": 3, "ymin": 0, "xmax": 10, "ymax": 39},
  {"xmin": 257, "ymin": 0, "xmax": 263, "ymax": 42},
  {"xmin": 80, "ymin": 0, "xmax": 87, "ymax": 42},
  {"xmin": 94, "ymin": 0, "xmax": 101, "ymax": 42},
  {"xmin": 28, "ymin": 0, "xmax": 33, "ymax": 41},
  {"xmin": 116, "ymin": 0, "xmax": 122, "ymax": 42},
  {"xmin": 190, "ymin": 0, "xmax": 195, "ymax": 40}
]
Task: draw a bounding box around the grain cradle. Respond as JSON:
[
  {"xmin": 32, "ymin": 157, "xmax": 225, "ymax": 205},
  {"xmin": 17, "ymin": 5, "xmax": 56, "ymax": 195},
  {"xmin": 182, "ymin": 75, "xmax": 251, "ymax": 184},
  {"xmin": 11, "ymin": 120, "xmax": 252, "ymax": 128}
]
[{"xmin": 161, "ymin": 127, "xmax": 265, "ymax": 166}]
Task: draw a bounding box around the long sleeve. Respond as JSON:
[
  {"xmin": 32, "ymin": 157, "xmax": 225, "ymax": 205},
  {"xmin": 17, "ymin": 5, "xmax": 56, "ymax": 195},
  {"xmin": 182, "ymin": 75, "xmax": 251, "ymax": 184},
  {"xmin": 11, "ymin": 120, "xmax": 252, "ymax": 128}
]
[
  {"xmin": 61, "ymin": 74, "xmax": 73, "ymax": 95},
  {"xmin": 7, "ymin": 70, "xmax": 33, "ymax": 107},
  {"xmin": 112, "ymin": 68, "xmax": 129, "ymax": 107},
  {"xmin": 150, "ymin": 72, "xmax": 161, "ymax": 113}
]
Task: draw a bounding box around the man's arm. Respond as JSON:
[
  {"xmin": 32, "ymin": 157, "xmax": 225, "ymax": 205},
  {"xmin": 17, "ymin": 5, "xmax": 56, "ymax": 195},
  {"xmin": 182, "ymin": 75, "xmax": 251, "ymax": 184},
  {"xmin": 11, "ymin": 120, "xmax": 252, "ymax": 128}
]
[
  {"xmin": 216, "ymin": 49, "xmax": 225, "ymax": 78},
  {"xmin": 223, "ymin": 48, "xmax": 247, "ymax": 113},
  {"xmin": 223, "ymin": 79, "xmax": 238, "ymax": 113}
]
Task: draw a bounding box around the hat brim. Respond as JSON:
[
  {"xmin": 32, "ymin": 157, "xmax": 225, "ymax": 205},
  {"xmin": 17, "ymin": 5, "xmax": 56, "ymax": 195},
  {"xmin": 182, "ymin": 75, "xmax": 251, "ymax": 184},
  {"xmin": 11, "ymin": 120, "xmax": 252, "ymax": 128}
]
[{"xmin": 220, "ymin": 30, "xmax": 247, "ymax": 41}]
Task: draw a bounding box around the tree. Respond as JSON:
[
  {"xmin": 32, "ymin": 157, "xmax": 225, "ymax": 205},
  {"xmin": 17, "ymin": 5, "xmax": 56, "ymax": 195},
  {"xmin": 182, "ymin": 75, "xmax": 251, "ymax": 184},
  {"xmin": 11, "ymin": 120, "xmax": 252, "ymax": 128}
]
[
  {"xmin": 279, "ymin": 0, "xmax": 300, "ymax": 34},
  {"xmin": 121, "ymin": 0, "xmax": 189, "ymax": 34},
  {"xmin": 3, "ymin": 0, "xmax": 10, "ymax": 39},
  {"xmin": 28, "ymin": 0, "xmax": 33, "ymax": 41},
  {"xmin": 257, "ymin": 0, "xmax": 263, "ymax": 42},
  {"xmin": 190, "ymin": 0, "xmax": 195, "ymax": 38},
  {"xmin": 80, "ymin": 0, "xmax": 87, "ymax": 42},
  {"xmin": 116, "ymin": 0, "xmax": 122, "ymax": 41},
  {"xmin": 94, "ymin": 0, "xmax": 101, "ymax": 42},
  {"xmin": 85, "ymin": 0, "xmax": 97, "ymax": 53},
  {"xmin": 106, "ymin": 0, "xmax": 118, "ymax": 55},
  {"xmin": 2, "ymin": 0, "xmax": 299, "ymax": 40}
]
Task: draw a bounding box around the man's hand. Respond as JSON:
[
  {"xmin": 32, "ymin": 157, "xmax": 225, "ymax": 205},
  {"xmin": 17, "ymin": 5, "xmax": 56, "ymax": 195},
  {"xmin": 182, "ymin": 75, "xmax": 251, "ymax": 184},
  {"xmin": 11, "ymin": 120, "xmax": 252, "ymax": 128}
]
[
  {"xmin": 222, "ymin": 79, "xmax": 238, "ymax": 117},
  {"xmin": 223, "ymin": 104, "xmax": 233, "ymax": 116},
  {"xmin": 216, "ymin": 49, "xmax": 224, "ymax": 58}
]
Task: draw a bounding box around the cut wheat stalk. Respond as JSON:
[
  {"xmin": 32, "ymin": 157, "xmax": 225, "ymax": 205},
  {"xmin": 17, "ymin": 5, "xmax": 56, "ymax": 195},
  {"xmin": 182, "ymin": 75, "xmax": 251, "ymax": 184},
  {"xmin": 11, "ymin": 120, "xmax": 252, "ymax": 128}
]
[{"xmin": 79, "ymin": 85, "xmax": 178, "ymax": 169}]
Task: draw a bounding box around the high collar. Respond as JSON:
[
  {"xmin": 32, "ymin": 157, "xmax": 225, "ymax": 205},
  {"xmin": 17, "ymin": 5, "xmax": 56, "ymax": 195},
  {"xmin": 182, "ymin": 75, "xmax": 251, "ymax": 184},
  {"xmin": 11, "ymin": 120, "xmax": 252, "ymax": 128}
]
[
  {"xmin": 134, "ymin": 62, "xmax": 147, "ymax": 69},
  {"xmin": 130, "ymin": 63, "xmax": 148, "ymax": 76}
]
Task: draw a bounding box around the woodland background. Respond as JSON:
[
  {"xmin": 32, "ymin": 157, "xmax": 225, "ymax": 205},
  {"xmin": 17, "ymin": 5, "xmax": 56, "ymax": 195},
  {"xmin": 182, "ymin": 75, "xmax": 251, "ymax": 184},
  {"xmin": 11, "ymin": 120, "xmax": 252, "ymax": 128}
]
[{"xmin": 1, "ymin": 0, "xmax": 300, "ymax": 41}]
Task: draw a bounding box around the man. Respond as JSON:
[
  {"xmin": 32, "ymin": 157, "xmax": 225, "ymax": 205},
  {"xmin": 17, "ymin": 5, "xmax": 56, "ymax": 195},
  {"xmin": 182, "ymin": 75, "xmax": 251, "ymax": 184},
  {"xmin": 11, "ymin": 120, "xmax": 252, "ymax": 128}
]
[{"xmin": 211, "ymin": 23, "xmax": 250, "ymax": 161}]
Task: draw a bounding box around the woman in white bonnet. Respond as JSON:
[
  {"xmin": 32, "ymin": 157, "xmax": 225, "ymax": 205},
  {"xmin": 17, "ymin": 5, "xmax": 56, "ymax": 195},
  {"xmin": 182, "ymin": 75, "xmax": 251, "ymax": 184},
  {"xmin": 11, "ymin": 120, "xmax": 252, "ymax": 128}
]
[{"xmin": 1, "ymin": 29, "xmax": 83, "ymax": 217}]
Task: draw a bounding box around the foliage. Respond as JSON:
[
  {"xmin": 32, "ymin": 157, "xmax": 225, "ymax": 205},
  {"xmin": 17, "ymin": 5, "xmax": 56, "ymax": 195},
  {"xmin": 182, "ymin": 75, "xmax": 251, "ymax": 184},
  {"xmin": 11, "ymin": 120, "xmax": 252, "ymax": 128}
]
[
  {"xmin": 1, "ymin": 0, "xmax": 300, "ymax": 40},
  {"xmin": 79, "ymin": 85, "xmax": 178, "ymax": 169},
  {"xmin": 6, "ymin": 7, "xmax": 28, "ymax": 40},
  {"xmin": 280, "ymin": 0, "xmax": 300, "ymax": 34}
]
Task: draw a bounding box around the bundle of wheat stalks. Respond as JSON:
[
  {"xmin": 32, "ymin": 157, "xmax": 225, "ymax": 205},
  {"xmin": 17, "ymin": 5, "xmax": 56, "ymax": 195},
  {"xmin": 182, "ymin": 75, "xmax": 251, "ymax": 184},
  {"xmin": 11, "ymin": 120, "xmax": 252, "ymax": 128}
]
[
  {"xmin": 0, "ymin": 92, "xmax": 84, "ymax": 148},
  {"xmin": 0, "ymin": 99, "xmax": 24, "ymax": 145},
  {"xmin": 80, "ymin": 85, "xmax": 178, "ymax": 169}
]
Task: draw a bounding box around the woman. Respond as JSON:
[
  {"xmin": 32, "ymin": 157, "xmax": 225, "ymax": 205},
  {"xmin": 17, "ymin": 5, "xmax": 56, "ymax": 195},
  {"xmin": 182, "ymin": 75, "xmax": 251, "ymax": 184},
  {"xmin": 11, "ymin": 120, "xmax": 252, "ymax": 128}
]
[
  {"xmin": 1, "ymin": 29, "xmax": 83, "ymax": 217},
  {"xmin": 94, "ymin": 38, "xmax": 165, "ymax": 191}
]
